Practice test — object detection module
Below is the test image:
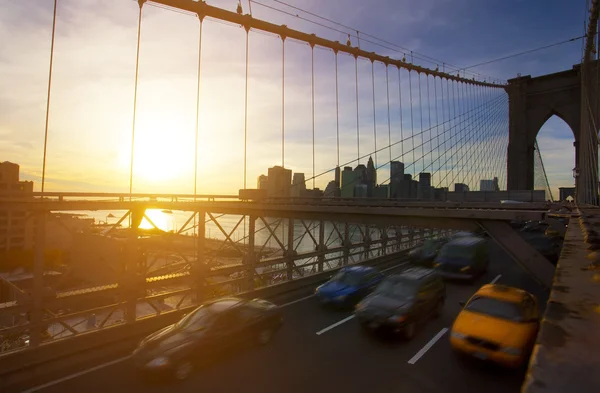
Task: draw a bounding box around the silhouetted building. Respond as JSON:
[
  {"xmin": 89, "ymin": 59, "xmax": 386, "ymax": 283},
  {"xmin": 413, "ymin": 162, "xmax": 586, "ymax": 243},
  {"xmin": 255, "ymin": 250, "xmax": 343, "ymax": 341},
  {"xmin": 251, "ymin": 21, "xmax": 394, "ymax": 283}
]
[
  {"xmin": 323, "ymin": 181, "xmax": 340, "ymax": 198},
  {"xmin": 267, "ymin": 166, "xmax": 292, "ymax": 197},
  {"xmin": 291, "ymin": 173, "xmax": 307, "ymax": 198},
  {"xmin": 366, "ymin": 156, "xmax": 377, "ymax": 197},
  {"xmin": 434, "ymin": 187, "xmax": 449, "ymax": 201},
  {"xmin": 341, "ymin": 166, "xmax": 356, "ymax": 198},
  {"xmin": 390, "ymin": 161, "xmax": 404, "ymax": 198},
  {"xmin": 0, "ymin": 162, "xmax": 34, "ymax": 253},
  {"xmin": 410, "ymin": 180, "xmax": 418, "ymax": 199},
  {"xmin": 454, "ymin": 183, "xmax": 469, "ymax": 193},
  {"xmin": 374, "ymin": 184, "xmax": 389, "ymax": 199},
  {"xmin": 493, "ymin": 177, "xmax": 500, "ymax": 191},
  {"xmin": 305, "ymin": 188, "xmax": 323, "ymax": 198},
  {"xmin": 334, "ymin": 166, "xmax": 341, "ymax": 187},
  {"xmin": 559, "ymin": 187, "xmax": 575, "ymax": 201},
  {"xmin": 418, "ymin": 172, "xmax": 432, "ymax": 200},
  {"xmin": 257, "ymin": 175, "xmax": 268, "ymax": 190},
  {"xmin": 480, "ymin": 179, "xmax": 495, "ymax": 191},
  {"xmin": 355, "ymin": 184, "xmax": 368, "ymax": 198}
]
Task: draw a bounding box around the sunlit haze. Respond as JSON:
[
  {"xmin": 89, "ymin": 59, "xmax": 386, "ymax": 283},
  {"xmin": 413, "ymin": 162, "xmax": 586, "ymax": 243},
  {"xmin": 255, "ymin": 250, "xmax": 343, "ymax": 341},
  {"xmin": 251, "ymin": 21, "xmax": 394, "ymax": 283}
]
[{"xmin": 0, "ymin": 0, "xmax": 585, "ymax": 196}]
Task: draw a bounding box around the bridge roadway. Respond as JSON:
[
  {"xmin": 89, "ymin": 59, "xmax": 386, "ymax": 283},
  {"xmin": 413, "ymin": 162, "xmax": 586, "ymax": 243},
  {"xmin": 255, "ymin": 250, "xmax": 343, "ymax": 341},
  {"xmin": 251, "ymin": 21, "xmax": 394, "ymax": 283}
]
[{"xmin": 22, "ymin": 240, "xmax": 548, "ymax": 393}]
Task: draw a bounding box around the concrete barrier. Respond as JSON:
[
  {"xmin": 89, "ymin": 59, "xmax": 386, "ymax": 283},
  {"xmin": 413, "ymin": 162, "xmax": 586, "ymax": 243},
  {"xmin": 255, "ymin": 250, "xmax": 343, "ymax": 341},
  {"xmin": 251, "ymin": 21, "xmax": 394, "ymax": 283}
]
[{"xmin": 521, "ymin": 209, "xmax": 600, "ymax": 393}]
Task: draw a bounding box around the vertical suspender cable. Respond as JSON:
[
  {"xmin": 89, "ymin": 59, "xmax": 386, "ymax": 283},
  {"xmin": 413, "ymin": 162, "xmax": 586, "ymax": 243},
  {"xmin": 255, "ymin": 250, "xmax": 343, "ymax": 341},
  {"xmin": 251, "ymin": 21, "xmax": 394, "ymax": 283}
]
[
  {"xmin": 418, "ymin": 72, "xmax": 424, "ymax": 176},
  {"xmin": 450, "ymin": 80, "xmax": 457, "ymax": 186},
  {"xmin": 41, "ymin": 0, "xmax": 58, "ymax": 193},
  {"xmin": 408, "ymin": 71, "xmax": 415, "ymax": 177},
  {"xmin": 243, "ymin": 28, "xmax": 249, "ymax": 189},
  {"xmin": 433, "ymin": 76, "xmax": 439, "ymax": 187},
  {"xmin": 371, "ymin": 60, "xmax": 377, "ymax": 167},
  {"xmin": 129, "ymin": 2, "xmax": 144, "ymax": 199},
  {"xmin": 194, "ymin": 18, "xmax": 203, "ymax": 198},
  {"xmin": 281, "ymin": 37, "xmax": 285, "ymax": 167},
  {"xmin": 311, "ymin": 44, "xmax": 315, "ymax": 190},
  {"xmin": 398, "ymin": 67, "xmax": 404, "ymax": 161},
  {"xmin": 439, "ymin": 78, "xmax": 447, "ymax": 188},
  {"xmin": 386, "ymin": 66, "xmax": 391, "ymax": 166},
  {"xmin": 355, "ymin": 56, "xmax": 360, "ymax": 164},
  {"xmin": 193, "ymin": 17, "xmax": 203, "ymax": 237},
  {"xmin": 335, "ymin": 51, "xmax": 340, "ymax": 167},
  {"xmin": 426, "ymin": 75, "xmax": 432, "ymax": 182}
]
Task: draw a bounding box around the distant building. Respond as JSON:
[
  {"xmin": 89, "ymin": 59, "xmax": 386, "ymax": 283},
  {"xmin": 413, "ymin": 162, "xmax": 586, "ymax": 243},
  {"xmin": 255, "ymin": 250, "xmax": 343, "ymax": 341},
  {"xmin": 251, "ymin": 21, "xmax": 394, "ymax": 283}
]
[
  {"xmin": 291, "ymin": 173, "xmax": 307, "ymax": 198},
  {"xmin": 366, "ymin": 156, "xmax": 377, "ymax": 197},
  {"xmin": 0, "ymin": 162, "xmax": 35, "ymax": 254},
  {"xmin": 323, "ymin": 181, "xmax": 340, "ymax": 198},
  {"xmin": 374, "ymin": 184, "xmax": 389, "ymax": 199},
  {"xmin": 334, "ymin": 166, "xmax": 341, "ymax": 187},
  {"xmin": 355, "ymin": 184, "xmax": 368, "ymax": 198},
  {"xmin": 267, "ymin": 166, "xmax": 292, "ymax": 197},
  {"xmin": 493, "ymin": 177, "xmax": 500, "ymax": 191},
  {"xmin": 390, "ymin": 161, "xmax": 404, "ymax": 199},
  {"xmin": 341, "ymin": 167, "xmax": 356, "ymax": 198},
  {"xmin": 257, "ymin": 175, "xmax": 268, "ymax": 190},
  {"xmin": 480, "ymin": 179, "xmax": 495, "ymax": 191},
  {"xmin": 455, "ymin": 183, "xmax": 469, "ymax": 193},
  {"xmin": 418, "ymin": 173, "xmax": 432, "ymax": 200}
]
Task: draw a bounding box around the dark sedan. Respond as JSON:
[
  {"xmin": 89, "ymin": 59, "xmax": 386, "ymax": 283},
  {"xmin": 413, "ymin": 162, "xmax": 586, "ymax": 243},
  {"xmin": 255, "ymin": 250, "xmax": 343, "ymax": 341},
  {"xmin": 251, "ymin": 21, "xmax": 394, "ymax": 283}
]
[
  {"xmin": 132, "ymin": 297, "xmax": 283, "ymax": 381},
  {"xmin": 355, "ymin": 268, "xmax": 446, "ymax": 339}
]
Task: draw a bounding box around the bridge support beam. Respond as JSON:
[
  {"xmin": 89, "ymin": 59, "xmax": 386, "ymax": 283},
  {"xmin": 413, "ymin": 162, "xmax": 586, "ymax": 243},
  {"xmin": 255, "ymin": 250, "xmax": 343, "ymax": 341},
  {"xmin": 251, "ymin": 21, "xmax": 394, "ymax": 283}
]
[
  {"xmin": 245, "ymin": 216, "xmax": 256, "ymax": 290},
  {"xmin": 478, "ymin": 220, "xmax": 554, "ymax": 288},
  {"xmin": 286, "ymin": 218, "xmax": 294, "ymax": 280},
  {"xmin": 317, "ymin": 221, "xmax": 325, "ymax": 272},
  {"xmin": 30, "ymin": 212, "xmax": 46, "ymax": 347},
  {"xmin": 194, "ymin": 210, "xmax": 206, "ymax": 302}
]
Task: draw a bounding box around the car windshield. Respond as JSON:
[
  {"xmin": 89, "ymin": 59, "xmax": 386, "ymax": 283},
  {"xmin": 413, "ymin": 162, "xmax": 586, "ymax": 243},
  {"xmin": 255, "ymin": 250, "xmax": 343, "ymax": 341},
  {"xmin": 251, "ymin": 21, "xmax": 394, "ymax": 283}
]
[
  {"xmin": 464, "ymin": 296, "xmax": 526, "ymax": 322},
  {"xmin": 438, "ymin": 245, "xmax": 474, "ymax": 263},
  {"xmin": 331, "ymin": 270, "xmax": 363, "ymax": 287},
  {"xmin": 374, "ymin": 278, "xmax": 418, "ymax": 299},
  {"xmin": 176, "ymin": 306, "xmax": 216, "ymax": 330}
]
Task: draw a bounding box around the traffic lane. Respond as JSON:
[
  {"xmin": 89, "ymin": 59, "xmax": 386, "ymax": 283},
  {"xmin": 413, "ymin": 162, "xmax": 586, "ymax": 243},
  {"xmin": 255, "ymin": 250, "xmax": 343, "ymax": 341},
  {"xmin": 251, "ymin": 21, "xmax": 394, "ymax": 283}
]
[{"xmin": 395, "ymin": 240, "xmax": 550, "ymax": 393}]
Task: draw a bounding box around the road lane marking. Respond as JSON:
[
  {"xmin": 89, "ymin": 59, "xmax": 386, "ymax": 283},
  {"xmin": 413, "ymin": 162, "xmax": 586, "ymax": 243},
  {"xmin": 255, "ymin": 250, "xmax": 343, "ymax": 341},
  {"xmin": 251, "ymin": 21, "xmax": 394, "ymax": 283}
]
[
  {"xmin": 22, "ymin": 356, "xmax": 131, "ymax": 392},
  {"xmin": 316, "ymin": 315, "xmax": 355, "ymax": 335},
  {"xmin": 490, "ymin": 274, "xmax": 502, "ymax": 284},
  {"xmin": 280, "ymin": 294, "xmax": 315, "ymax": 308},
  {"xmin": 407, "ymin": 328, "xmax": 448, "ymax": 364},
  {"xmin": 381, "ymin": 260, "xmax": 409, "ymax": 273}
]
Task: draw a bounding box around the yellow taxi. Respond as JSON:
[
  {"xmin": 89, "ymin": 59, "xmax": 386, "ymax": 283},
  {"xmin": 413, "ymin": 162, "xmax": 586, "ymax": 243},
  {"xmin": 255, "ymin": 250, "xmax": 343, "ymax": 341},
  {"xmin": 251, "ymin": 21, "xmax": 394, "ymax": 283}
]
[{"xmin": 450, "ymin": 284, "xmax": 540, "ymax": 368}]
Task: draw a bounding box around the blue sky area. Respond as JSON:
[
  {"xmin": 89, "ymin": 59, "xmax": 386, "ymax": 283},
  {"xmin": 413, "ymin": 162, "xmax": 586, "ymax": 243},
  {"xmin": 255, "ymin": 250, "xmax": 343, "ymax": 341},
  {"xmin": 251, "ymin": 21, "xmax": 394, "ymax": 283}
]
[{"xmin": 0, "ymin": 0, "xmax": 588, "ymax": 197}]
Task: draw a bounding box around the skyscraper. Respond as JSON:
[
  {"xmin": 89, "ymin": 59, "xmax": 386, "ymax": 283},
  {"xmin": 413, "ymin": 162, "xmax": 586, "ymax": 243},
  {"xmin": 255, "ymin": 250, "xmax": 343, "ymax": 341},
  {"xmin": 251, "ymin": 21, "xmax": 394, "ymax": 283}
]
[
  {"xmin": 480, "ymin": 179, "xmax": 495, "ymax": 191},
  {"xmin": 366, "ymin": 156, "xmax": 377, "ymax": 197},
  {"xmin": 341, "ymin": 166, "xmax": 356, "ymax": 198},
  {"xmin": 267, "ymin": 166, "xmax": 292, "ymax": 197},
  {"xmin": 291, "ymin": 173, "xmax": 307, "ymax": 197},
  {"xmin": 257, "ymin": 174, "xmax": 268, "ymax": 189},
  {"xmin": 334, "ymin": 166, "xmax": 341, "ymax": 187}
]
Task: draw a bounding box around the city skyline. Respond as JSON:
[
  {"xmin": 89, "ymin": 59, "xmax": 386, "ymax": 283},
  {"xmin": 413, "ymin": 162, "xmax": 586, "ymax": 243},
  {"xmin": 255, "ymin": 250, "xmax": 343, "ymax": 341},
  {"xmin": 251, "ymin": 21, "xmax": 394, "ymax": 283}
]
[{"xmin": 0, "ymin": 0, "xmax": 585, "ymax": 197}]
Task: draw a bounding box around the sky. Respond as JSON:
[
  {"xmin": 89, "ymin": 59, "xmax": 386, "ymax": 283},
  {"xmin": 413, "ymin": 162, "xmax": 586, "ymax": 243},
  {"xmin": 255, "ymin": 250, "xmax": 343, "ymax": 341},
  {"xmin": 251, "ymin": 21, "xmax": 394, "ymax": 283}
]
[{"xmin": 0, "ymin": 0, "xmax": 588, "ymax": 198}]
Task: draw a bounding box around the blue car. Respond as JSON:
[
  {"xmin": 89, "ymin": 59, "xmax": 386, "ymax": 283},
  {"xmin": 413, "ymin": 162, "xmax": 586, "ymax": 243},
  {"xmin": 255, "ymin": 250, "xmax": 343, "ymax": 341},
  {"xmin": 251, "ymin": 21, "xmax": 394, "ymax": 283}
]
[{"xmin": 315, "ymin": 266, "xmax": 384, "ymax": 308}]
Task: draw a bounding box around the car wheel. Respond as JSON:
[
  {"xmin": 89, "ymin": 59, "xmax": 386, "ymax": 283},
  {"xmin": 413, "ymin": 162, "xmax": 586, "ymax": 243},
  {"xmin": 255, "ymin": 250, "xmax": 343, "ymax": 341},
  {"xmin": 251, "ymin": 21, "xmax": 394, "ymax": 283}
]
[
  {"xmin": 403, "ymin": 322, "xmax": 416, "ymax": 340},
  {"xmin": 174, "ymin": 360, "xmax": 193, "ymax": 381},
  {"xmin": 258, "ymin": 328, "xmax": 273, "ymax": 345}
]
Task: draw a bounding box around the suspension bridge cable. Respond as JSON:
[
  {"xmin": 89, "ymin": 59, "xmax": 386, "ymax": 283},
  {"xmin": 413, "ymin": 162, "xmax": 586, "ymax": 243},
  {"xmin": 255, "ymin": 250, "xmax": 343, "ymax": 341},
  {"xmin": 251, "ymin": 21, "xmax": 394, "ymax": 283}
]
[
  {"xmin": 451, "ymin": 95, "xmax": 504, "ymax": 190},
  {"xmin": 433, "ymin": 76, "xmax": 439, "ymax": 187},
  {"xmin": 435, "ymin": 95, "xmax": 505, "ymax": 188},
  {"xmin": 41, "ymin": 0, "xmax": 58, "ymax": 193},
  {"xmin": 371, "ymin": 60, "xmax": 377, "ymax": 167},
  {"xmin": 335, "ymin": 50, "xmax": 340, "ymax": 167},
  {"xmin": 355, "ymin": 56, "xmax": 360, "ymax": 164},
  {"xmin": 264, "ymin": 0, "xmax": 499, "ymax": 82},
  {"xmin": 461, "ymin": 35, "xmax": 585, "ymax": 72},
  {"xmin": 282, "ymin": 37, "xmax": 285, "ymax": 167},
  {"xmin": 466, "ymin": 83, "xmax": 486, "ymax": 189},
  {"xmin": 274, "ymin": 88, "xmax": 502, "ymax": 196},
  {"xmin": 398, "ymin": 67, "xmax": 404, "ymax": 161},
  {"xmin": 386, "ymin": 65, "xmax": 392, "ymax": 166},
  {"xmin": 426, "ymin": 75, "xmax": 432, "ymax": 183},
  {"xmin": 243, "ymin": 28, "xmax": 249, "ymax": 189},
  {"xmin": 129, "ymin": 2, "xmax": 144, "ymax": 198},
  {"xmin": 408, "ymin": 71, "xmax": 415, "ymax": 176},
  {"xmin": 194, "ymin": 18, "xmax": 204, "ymax": 199},
  {"xmin": 382, "ymin": 94, "xmax": 506, "ymax": 188},
  {"xmin": 418, "ymin": 73, "xmax": 424, "ymax": 175},
  {"xmin": 311, "ymin": 43, "xmax": 316, "ymax": 189}
]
